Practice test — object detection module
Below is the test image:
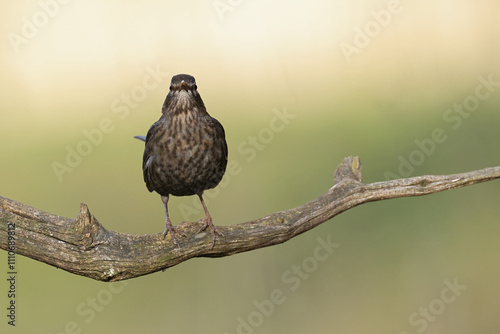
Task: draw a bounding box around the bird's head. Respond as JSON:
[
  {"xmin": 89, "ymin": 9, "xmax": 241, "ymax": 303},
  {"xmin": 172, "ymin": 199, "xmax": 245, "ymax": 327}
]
[
  {"xmin": 170, "ymin": 74, "xmax": 197, "ymax": 92},
  {"xmin": 162, "ymin": 74, "xmax": 205, "ymax": 115}
]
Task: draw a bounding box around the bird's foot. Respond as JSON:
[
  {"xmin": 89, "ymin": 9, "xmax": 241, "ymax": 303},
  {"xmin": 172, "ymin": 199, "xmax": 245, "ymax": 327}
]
[
  {"xmin": 162, "ymin": 221, "xmax": 187, "ymax": 248},
  {"xmin": 197, "ymin": 216, "xmax": 224, "ymax": 248}
]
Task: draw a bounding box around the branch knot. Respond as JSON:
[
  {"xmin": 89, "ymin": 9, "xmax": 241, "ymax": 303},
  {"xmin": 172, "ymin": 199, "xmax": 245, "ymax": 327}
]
[
  {"xmin": 73, "ymin": 202, "xmax": 105, "ymax": 249},
  {"xmin": 334, "ymin": 156, "xmax": 363, "ymax": 184}
]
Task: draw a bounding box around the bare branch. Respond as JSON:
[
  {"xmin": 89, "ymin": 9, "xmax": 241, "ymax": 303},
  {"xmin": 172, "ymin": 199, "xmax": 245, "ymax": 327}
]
[{"xmin": 1, "ymin": 157, "xmax": 499, "ymax": 282}]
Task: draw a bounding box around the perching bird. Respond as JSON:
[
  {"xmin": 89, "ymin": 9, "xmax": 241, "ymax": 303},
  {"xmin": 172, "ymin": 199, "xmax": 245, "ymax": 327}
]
[{"xmin": 136, "ymin": 74, "xmax": 228, "ymax": 247}]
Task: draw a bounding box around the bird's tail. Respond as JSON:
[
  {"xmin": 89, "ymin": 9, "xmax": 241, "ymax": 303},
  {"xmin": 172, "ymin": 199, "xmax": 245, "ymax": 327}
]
[{"xmin": 134, "ymin": 135, "xmax": 146, "ymax": 142}]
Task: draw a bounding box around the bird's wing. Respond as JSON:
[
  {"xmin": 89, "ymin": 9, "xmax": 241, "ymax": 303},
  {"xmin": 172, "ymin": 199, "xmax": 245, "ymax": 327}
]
[
  {"xmin": 142, "ymin": 120, "xmax": 163, "ymax": 192},
  {"xmin": 211, "ymin": 117, "xmax": 228, "ymax": 160},
  {"xmin": 143, "ymin": 155, "xmax": 155, "ymax": 192}
]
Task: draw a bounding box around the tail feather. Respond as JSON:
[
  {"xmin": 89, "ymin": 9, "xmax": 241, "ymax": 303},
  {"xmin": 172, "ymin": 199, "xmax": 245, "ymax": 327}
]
[{"xmin": 134, "ymin": 135, "xmax": 146, "ymax": 142}]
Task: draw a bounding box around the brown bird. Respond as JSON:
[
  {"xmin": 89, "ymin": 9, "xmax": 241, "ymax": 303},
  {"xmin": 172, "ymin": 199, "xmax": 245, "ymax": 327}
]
[{"xmin": 137, "ymin": 74, "xmax": 228, "ymax": 247}]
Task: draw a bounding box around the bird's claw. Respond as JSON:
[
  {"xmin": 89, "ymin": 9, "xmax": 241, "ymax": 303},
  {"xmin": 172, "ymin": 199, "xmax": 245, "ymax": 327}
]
[
  {"xmin": 163, "ymin": 224, "xmax": 187, "ymax": 248},
  {"xmin": 197, "ymin": 219, "xmax": 224, "ymax": 248}
]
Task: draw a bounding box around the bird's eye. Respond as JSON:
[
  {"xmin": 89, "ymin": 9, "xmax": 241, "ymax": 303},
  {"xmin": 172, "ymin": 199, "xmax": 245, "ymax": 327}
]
[
  {"xmin": 194, "ymin": 85, "xmax": 197, "ymax": 90},
  {"xmin": 169, "ymin": 85, "xmax": 173, "ymax": 90}
]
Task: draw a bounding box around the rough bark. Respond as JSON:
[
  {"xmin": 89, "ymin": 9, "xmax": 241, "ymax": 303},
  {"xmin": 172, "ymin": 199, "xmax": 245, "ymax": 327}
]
[{"xmin": 1, "ymin": 157, "xmax": 499, "ymax": 282}]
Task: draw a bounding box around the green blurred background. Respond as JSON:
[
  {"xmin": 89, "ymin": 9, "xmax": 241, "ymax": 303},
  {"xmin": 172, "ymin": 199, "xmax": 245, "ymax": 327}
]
[{"xmin": 1, "ymin": 0, "xmax": 500, "ymax": 333}]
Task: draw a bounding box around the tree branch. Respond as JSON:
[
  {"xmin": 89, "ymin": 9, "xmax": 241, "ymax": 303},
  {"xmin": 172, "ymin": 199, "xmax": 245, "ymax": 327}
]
[{"xmin": 1, "ymin": 157, "xmax": 499, "ymax": 282}]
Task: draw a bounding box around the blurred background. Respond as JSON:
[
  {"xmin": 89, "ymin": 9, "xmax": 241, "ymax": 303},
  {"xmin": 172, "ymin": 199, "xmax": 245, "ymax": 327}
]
[{"xmin": 1, "ymin": 0, "xmax": 500, "ymax": 333}]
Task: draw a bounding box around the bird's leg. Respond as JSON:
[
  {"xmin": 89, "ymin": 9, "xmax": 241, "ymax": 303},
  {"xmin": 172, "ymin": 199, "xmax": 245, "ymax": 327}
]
[
  {"xmin": 161, "ymin": 195, "xmax": 186, "ymax": 248},
  {"xmin": 197, "ymin": 194, "xmax": 224, "ymax": 248}
]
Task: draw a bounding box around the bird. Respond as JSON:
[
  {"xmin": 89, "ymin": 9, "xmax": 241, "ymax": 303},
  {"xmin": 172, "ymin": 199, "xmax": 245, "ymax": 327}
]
[{"xmin": 136, "ymin": 74, "xmax": 228, "ymax": 248}]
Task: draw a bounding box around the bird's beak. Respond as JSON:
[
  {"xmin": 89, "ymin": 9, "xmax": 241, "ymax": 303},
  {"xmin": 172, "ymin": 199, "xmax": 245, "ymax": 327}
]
[{"xmin": 180, "ymin": 80, "xmax": 189, "ymax": 91}]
